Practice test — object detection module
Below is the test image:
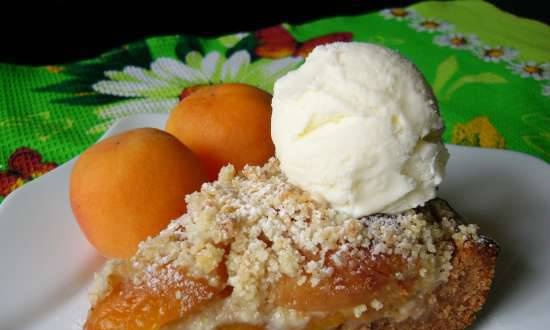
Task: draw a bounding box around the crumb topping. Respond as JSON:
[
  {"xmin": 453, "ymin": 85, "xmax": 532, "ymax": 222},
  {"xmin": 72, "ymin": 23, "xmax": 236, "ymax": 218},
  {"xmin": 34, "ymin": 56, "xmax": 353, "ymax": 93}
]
[{"xmin": 90, "ymin": 158, "xmax": 480, "ymax": 329}]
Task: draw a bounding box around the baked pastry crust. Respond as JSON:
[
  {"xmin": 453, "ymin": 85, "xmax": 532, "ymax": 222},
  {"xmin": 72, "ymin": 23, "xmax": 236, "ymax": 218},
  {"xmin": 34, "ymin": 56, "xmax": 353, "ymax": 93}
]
[
  {"xmin": 361, "ymin": 201, "xmax": 498, "ymax": 330},
  {"xmin": 84, "ymin": 159, "xmax": 498, "ymax": 330}
]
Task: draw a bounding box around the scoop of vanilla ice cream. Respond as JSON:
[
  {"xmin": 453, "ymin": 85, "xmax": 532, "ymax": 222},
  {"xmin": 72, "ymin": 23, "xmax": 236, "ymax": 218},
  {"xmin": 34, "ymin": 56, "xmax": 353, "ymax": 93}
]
[{"xmin": 271, "ymin": 42, "xmax": 449, "ymax": 217}]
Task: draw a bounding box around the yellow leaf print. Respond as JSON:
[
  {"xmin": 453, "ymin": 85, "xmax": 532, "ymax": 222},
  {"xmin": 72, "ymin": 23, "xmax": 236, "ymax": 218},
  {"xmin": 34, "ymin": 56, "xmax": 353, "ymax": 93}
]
[
  {"xmin": 45, "ymin": 65, "xmax": 64, "ymax": 73},
  {"xmin": 431, "ymin": 57, "xmax": 507, "ymax": 101},
  {"xmin": 443, "ymin": 73, "xmax": 506, "ymax": 100},
  {"xmin": 433, "ymin": 56, "xmax": 458, "ymax": 95},
  {"xmin": 452, "ymin": 116, "xmax": 505, "ymax": 149}
]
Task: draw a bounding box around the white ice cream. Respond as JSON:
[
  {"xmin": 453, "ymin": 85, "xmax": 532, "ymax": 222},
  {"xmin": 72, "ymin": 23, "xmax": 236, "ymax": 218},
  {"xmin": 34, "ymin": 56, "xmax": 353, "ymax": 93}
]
[{"xmin": 271, "ymin": 42, "xmax": 449, "ymax": 217}]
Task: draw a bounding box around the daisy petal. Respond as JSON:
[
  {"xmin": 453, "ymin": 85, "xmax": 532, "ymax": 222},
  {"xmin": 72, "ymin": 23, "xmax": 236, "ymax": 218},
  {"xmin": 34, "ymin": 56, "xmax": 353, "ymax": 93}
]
[
  {"xmin": 238, "ymin": 57, "xmax": 302, "ymax": 92},
  {"xmin": 520, "ymin": 72, "xmax": 531, "ymax": 78},
  {"xmin": 123, "ymin": 66, "xmax": 165, "ymax": 84},
  {"xmin": 96, "ymin": 98, "xmax": 179, "ymax": 120},
  {"xmin": 93, "ymin": 78, "xmax": 181, "ymax": 98},
  {"xmin": 151, "ymin": 58, "xmax": 207, "ymax": 83},
  {"xmin": 201, "ymin": 52, "xmax": 222, "ymax": 80},
  {"xmin": 262, "ymin": 57, "xmax": 302, "ymax": 75},
  {"xmin": 221, "ymin": 50, "xmax": 250, "ymax": 81},
  {"xmin": 92, "ymin": 81, "xmax": 166, "ymax": 97}
]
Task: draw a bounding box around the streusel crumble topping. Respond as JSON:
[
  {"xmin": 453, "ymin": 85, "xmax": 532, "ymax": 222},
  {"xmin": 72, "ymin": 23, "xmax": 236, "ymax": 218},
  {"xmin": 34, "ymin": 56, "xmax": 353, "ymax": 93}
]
[{"xmin": 91, "ymin": 158, "xmax": 479, "ymax": 328}]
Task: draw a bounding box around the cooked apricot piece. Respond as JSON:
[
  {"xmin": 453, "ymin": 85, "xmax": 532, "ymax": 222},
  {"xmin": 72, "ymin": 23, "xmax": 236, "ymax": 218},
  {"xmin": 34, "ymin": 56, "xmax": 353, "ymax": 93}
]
[
  {"xmin": 273, "ymin": 250, "xmax": 415, "ymax": 311},
  {"xmin": 85, "ymin": 268, "xmax": 227, "ymax": 330}
]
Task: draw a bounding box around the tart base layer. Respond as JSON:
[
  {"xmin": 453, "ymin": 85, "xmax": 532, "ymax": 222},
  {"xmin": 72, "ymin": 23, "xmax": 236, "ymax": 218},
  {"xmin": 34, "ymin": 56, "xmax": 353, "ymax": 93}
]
[{"xmin": 361, "ymin": 201, "xmax": 498, "ymax": 330}]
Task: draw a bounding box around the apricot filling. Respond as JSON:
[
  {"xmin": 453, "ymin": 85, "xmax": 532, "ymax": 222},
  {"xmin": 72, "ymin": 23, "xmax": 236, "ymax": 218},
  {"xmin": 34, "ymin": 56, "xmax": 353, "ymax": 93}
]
[{"xmin": 85, "ymin": 266, "xmax": 228, "ymax": 330}]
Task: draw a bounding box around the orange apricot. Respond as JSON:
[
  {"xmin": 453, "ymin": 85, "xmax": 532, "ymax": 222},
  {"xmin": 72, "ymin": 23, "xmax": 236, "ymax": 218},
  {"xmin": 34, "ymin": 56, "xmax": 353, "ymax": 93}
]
[
  {"xmin": 70, "ymin": 128, "xmax": 207, "ymax": 258},
  {"xmin": 166, "ymin": 83, "xmax": 275, "ymax": 180}
]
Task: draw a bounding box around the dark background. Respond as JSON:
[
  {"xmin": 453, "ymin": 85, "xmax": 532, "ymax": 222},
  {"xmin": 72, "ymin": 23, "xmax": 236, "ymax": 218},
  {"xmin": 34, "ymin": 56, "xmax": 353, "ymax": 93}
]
[{"xmin": 1, "ymin": 0, "xmax": 547, "ymax": 65}]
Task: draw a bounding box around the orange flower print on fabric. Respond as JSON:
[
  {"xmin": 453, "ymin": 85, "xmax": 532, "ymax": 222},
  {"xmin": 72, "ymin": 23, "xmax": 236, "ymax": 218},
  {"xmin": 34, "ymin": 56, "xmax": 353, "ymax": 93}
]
[
  {"xmin": 389, "ymin": 8, "xmax": 408, "ymax": 18},
  {"xmin": 45, "ymin": 65, "xmax": 64, "ymax": 73},
  {"xmin": 380, "ymin": 8, "xmax": 418, "ymax": 20},
  {"xmin": 0, "ymin": 147, "xmax": 57, "ymax": 198},
  {"xmin": 508, "ymin": 61, "xmax": 550, "ymax": 80},
  {"xmin": 476, "ymin": 46, "xmax": 517, "ymax": 63},
  {"xmin": 8, "ymin": 147, "xmax": 57, "ymax": 179},
  {"xmin": 255, "ymin": 26, "xmax": 297, "ymax": 59},
  {"xmin": 410, "ymin": 18, "xmax": 453, "ymax": 33},
  {"xmin": 434, "ymin": 33, "xmax": 479, "ymax": 50},
  {"xmin": 452, "ymin": 116, "xmax": 505, "ymax": 149},
  {"xmin": 254, "ymin": 25, "xmax": 353, "ymax": 59},
  {"xmin": 0, "ymin": 172, "xmax": 24, "ymax": 198}
]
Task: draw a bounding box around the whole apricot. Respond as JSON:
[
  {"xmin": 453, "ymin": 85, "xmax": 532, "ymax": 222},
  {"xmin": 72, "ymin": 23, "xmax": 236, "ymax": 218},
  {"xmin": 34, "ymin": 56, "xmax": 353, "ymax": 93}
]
[
  {"xmin": 70, "ymin": 128, "xmax": 207, "ymax": 258},
  {"xmin": 166, "ymin": 83, "xmax": 275, "ymax": 180}
]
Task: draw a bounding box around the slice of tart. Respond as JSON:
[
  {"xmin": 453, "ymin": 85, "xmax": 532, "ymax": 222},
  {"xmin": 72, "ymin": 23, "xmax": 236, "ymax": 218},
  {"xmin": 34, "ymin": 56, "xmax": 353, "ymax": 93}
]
[{"xmin": 84, "ymin": 159, "xmax": 498, "ymax": 330}]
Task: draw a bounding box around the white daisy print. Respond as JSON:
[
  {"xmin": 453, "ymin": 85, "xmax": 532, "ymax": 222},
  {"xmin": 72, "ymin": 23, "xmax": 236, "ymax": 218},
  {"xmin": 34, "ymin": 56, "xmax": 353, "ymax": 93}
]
[
  {"xmin": 475, "ymin": 46, "xmax": 518, "ymax": 63},
  {"xmin": 380, "ymin": 8, "xmax": 418, "ymax": 21},
  {"xmin": 89, "ymin": 50, "xmax": 301, "ymax": 132},
  {"xmin": 434, "ymin": 33, "xmax": 479, "ymax": 49},
  {"xmin": 508, "ymin": 61, "xmax": 550, "ymax": 80},
  {"xmin": 410, "ymin": 18, "xmax": 453, "ymax": 33}
]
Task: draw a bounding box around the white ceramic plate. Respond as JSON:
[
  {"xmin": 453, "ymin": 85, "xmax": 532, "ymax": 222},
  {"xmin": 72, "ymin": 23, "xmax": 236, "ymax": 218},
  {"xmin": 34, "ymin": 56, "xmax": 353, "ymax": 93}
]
[{"xmin": 1, "ymin": 114, "xmax": 549, "ymax": 330}]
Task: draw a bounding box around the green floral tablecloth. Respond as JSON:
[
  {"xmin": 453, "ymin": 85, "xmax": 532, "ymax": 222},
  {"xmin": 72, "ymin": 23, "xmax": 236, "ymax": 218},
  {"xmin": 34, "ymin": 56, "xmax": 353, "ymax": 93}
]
[{"xmin": 1, "ymin": 0, "xmax": 549, "ymax": 202}]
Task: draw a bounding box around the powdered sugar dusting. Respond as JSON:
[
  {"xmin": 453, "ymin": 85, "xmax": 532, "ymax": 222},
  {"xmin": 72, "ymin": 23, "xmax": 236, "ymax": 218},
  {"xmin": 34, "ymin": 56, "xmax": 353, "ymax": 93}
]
[{"xmin": 89, "ymin": 158, "xmax": 480, "ymax": 329}]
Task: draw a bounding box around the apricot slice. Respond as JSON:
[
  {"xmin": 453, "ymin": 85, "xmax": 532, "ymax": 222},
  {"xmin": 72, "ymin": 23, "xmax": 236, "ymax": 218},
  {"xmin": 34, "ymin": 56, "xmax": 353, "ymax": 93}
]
[
  {"xmin": 273, "ymin": 250, "xmax": 415, "ymax": 311},
  {"xmin": 166, "ymin": 83, "xmax": 275, "ymax": 180},
  {"xmin": 85, "ymin": 267, "xmax": 226, "ymax": 330},
  {"xmin": 70, "ymin": 128, "xmax": 207, "ymax": 258}
]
